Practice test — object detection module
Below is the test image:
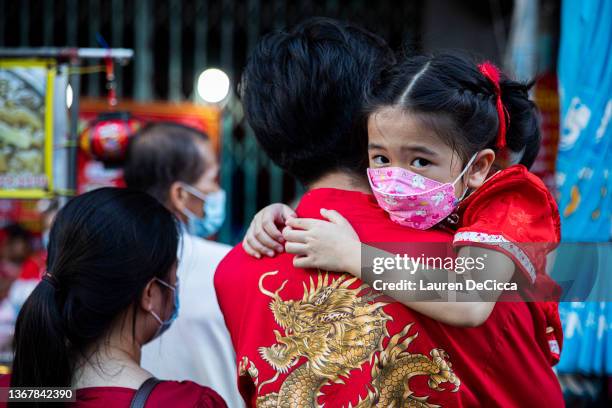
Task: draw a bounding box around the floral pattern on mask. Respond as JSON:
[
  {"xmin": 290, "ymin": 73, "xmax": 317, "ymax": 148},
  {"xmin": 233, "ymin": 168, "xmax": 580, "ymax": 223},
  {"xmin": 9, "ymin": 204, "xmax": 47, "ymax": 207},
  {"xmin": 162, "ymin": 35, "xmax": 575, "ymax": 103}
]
[{"xmin": 368, "ymin": 167, "xmax": 459, "ymax": 230}]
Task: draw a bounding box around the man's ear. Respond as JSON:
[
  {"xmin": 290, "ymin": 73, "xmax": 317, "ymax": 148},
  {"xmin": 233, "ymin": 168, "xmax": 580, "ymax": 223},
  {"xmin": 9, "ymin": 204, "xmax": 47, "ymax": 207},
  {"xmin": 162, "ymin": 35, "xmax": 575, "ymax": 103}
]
[
  {"xmin": 168, "ymin": 181, "xmax": 187, "ymax": 214},
  {"xmin": 466, "ymin": 149, "xmax": 495, "ymax": 189},
  {"xmin": 140, "ymin": 279, "xmax": 157, "ymax": 314}
]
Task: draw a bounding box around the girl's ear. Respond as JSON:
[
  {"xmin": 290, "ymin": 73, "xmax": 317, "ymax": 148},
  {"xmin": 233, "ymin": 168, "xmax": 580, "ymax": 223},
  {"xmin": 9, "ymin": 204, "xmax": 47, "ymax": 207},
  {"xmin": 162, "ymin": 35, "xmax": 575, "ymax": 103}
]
[
  {"xmin": 466, "ymin": 149, "xmax": 495, "ymax": 189},
  {"xmin": 140, "ymin": 279, "xmax": 157, "ymax": 313}
]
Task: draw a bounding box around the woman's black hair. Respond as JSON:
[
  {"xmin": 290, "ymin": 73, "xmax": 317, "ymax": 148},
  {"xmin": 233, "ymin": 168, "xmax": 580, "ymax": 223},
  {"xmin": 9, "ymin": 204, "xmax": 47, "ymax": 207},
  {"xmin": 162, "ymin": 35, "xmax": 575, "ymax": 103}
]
[
  {"xmin": 123, "ymin": 122, "xmax": 210, "ymax": 204},
  {"xmin": 10, "ymin": 188, "xmax": 179, "ymax": 398},
  {"xmin": 366, "ymin": 54, "xmax": 541, "ymax": 168}
]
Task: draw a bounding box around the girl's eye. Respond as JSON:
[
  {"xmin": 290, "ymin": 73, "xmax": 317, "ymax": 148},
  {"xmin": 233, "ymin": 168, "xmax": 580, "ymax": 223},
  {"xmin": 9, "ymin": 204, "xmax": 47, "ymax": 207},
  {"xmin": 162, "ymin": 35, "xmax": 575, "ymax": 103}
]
[
  {"xmin": 411, "ymin": 158, "xmax": 431, "ymax": 168},
  {"xmin": 372, "ymin": 155, "xmax": 390, "ymax": 165}
]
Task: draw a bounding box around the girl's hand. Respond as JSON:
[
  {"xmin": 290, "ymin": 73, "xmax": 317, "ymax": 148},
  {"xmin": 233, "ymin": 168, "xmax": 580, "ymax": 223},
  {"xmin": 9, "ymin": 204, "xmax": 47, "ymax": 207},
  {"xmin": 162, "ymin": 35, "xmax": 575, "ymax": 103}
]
[
  {"xmin": 243, "ymin": 203, "xmax": 297, "ymax": 258},
  {"xmin": 283, "ymin": 209, "xmax": 362, "ymax": 277}
]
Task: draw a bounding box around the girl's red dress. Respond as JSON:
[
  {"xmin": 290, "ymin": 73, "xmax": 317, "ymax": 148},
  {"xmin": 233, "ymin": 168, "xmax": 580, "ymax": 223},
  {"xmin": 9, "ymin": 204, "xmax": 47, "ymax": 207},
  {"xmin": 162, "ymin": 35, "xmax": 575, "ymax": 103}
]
[{"xmin": 453, "ymin": 164, "xmax": 563, "ymax": 365}]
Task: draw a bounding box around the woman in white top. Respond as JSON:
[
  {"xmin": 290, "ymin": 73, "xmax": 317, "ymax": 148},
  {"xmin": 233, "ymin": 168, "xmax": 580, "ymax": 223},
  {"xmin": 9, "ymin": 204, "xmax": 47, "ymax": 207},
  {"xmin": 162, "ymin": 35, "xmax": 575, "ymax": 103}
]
[{"xmin": 123, "ymin": 122, "xmax": 242, "ymax": 408}]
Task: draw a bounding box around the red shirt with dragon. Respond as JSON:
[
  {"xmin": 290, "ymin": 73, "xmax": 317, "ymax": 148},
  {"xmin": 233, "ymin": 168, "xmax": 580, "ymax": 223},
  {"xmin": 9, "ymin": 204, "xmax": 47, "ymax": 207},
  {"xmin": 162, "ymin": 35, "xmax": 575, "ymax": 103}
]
[{"xmin": 214, "ymin": 188, "xmax": 564, "ymax": 407}]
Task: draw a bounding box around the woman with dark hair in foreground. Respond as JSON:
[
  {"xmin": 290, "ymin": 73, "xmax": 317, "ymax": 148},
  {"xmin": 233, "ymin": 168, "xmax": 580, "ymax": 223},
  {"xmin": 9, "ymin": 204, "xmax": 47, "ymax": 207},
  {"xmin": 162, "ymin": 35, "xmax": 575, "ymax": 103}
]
[{"xmin": 0, "ymin": 188, "xmax": 226, "ymax": 407}]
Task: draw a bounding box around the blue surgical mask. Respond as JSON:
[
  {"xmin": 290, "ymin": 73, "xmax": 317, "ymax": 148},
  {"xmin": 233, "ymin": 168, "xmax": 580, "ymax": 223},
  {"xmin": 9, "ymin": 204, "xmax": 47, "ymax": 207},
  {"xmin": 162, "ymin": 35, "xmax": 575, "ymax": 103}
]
[
  {"xmin": 180, "ymin": 183, "xmax": 226, "ymax": 238},
  {"xmin": 149, "ymin": 277, "xmax": 179, "ymax": 340}
]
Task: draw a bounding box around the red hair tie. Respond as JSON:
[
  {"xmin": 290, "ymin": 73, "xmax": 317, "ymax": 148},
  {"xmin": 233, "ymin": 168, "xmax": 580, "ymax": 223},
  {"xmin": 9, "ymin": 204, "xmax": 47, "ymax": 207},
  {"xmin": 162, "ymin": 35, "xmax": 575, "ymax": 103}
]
[{"xmin": 477, "ymin": 61, "xmax": 508, "ymax": 149}]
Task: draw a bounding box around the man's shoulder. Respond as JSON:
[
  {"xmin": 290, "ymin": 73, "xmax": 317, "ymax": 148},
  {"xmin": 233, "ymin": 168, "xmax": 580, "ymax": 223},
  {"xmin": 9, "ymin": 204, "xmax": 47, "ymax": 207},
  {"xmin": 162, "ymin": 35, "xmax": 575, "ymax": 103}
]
[
  {"xmin": 297, "ymin": 188, "xmax": 452, "ymax": 243},
  {"xmin": 215, "ymin": 242, "xmax": 250, "ymax": 276},
  {"xmin": 215, "ymin": 243, "xmax": 276, "ymax": 294},
  {"xmin": 215, "ymin": 244, "xmax": 294, "ymax": 284},
  {"xmin": 340, "ymin": 208, "xmax": 452, "ymax": 243}
]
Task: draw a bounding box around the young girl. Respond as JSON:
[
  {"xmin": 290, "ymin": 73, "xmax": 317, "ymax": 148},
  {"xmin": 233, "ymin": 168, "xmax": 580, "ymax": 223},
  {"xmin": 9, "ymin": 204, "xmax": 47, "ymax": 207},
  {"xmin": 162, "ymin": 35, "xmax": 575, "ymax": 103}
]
[{"xmin": 244, "ymin": 54, "xmax": 562, "ymax": 365}]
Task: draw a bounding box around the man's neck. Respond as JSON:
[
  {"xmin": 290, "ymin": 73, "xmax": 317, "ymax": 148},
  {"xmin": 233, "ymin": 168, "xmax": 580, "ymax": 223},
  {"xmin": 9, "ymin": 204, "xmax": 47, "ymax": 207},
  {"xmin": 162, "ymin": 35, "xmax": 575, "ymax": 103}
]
[{"xmin": 307, "ymin": 171, "xmax": 370, "ymax": 193}]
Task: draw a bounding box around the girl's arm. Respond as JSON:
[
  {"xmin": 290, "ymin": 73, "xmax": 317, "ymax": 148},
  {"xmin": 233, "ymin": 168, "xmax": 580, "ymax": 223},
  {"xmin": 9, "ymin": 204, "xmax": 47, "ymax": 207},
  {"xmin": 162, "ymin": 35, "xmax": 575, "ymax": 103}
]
[
  {"xmin": 282, "ymin": 209, "xmax": 362, "ymax": 274},
  {"xmin": 393, "ymin": 247, "xmax": 515, "ymax": 327},
  {"xmin": 284, "ymin": 210, "xmax": 516, "ymax": 327},
  {"xmin": 242, "ymin": 203, "xmax": 296, "ymax": 258}
]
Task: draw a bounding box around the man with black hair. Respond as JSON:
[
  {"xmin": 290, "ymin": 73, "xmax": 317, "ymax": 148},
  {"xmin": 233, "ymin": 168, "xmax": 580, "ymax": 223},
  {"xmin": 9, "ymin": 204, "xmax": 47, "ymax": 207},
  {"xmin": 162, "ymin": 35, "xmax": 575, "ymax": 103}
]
[
  {"xmin": 215, "ymin": 18, "xmax": 464, "ymax": 407},
  {"xmin": 215, "ymin": 18, "xmax": 563, "ymax": 408}
]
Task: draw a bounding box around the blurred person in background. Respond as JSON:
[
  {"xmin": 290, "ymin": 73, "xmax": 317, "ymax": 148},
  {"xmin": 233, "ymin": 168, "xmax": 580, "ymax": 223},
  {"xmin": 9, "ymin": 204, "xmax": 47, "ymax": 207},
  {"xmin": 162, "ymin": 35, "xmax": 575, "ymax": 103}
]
[
  {"xmin": 0, "ymin": 225, "xmax": 26, "ymax": 301},
  {"xmin": 38, "ymin": 198, "xmax": 60, "ymax": 251},
  {"xmin": 0, "ymin": 188, "xmax": 226, "ymax": 407},
  {"xmin": 123, "ymin": 122, "xmax": 241, "ymax": 407},
  {"xmin": 0, "ymin": 224, "xmax": 43, "ymax": 282},
  {"xmin": 0, "ymin": 224, "xmax": 41, "ymax": 353}
]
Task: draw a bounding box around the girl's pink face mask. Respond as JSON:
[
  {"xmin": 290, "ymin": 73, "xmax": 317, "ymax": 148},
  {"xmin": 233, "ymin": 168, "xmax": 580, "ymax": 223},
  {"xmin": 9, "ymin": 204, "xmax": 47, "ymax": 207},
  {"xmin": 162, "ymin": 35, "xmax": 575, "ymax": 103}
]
[{"xmin": 367, "ymin": 155, "xmax": 476, "ymax": 230}]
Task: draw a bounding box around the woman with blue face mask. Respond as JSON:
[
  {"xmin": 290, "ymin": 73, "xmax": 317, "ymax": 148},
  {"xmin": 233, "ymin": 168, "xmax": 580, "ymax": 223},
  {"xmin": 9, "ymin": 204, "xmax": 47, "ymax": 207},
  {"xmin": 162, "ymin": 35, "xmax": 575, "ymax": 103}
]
[
  {"xmin": 149, "ymin": 276, "xmax": 180, "ymax": 340},
  {"xmin": 0, "ymin": 188, "xmax": 226, "ymax": 407},
  {"xmin": 179, "ymin": 183, "xmax": 227, "ymax": 239},
  {"xmin": 123, "ymin": 122, "xmax": 242, "ymax": 408},
  {"xmin": 123, "ymin": 122, "xmax": 227, "ymax": 240},
  {"xmin": 171, "ymin": 134, "xmax": 226, "ymax": 239}
]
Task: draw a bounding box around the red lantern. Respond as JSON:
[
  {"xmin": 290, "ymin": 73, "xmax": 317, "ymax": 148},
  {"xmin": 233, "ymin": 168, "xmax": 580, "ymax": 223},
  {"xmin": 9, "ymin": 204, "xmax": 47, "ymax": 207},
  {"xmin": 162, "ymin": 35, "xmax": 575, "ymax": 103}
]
[{"xmin": 80, "ymin": 112, "xmax": 140, "ymax": 164}]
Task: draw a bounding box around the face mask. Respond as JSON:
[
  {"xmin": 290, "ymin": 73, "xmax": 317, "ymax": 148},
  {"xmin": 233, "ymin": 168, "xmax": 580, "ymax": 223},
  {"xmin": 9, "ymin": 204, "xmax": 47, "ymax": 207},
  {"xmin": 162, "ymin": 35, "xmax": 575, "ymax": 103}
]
[
  {"xmin": 367, "ymin": 154, "xmax": 478, "ymax": 230},
  {"xmin": 180, "ymin": 184, "xmax": 226, "ymax": 238},
  {"xmin": 149, "ymin": 277, "xmax": 179, "ymax": 340}
]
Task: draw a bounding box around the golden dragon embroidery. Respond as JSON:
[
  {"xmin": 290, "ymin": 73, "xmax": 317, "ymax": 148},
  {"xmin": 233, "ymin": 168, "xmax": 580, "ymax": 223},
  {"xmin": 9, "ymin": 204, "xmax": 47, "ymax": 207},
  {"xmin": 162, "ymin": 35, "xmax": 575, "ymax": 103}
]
[{"xmin": 243, "ymin": 270, "xmax": 460, "ymax": 407}]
